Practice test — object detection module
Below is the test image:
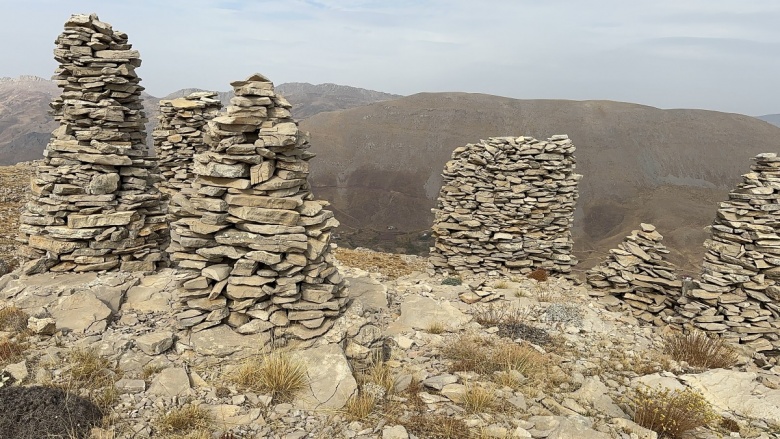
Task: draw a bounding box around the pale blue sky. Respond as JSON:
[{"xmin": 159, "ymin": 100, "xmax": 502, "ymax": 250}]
[{"xmin": 1, "ymin": 0, "xmax": 778, "ymax": 115}]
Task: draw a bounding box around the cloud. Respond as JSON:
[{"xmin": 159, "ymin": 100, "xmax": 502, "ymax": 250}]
[{"xmin": 0, "ymin": 0, "xmax": 778, "ymax": 115}]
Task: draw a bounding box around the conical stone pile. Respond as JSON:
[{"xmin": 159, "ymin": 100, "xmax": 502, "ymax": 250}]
[
  {"xmin": 153, "ymin": 92, "xmax": 222, "ymax": 198},
  {"xmin": 586, "ymin": 224, "xmax": 682, "ymax": 324},
  {"xmin": 429, "ymin": 135, "xmax": 580, "ymax": 276},
  {"xmin": 18, "ymin": 13, "xmax": 167, "ymax": 274},
  {"xmin": 675, "ymin": 153, "xmax": 780, "ymax": 352},
  {"xmin": 167, "ymin": 74, "xmax": 346, "ymax": 341}
]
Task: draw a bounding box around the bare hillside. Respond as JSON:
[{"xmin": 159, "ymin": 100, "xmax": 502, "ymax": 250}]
[
  {"xmin": 302, "ymin": 93, "xmax": 780, "ymax": 271},
  {"xmin": 0, "ymin": 77, "xmax": 400, "ymax": 163}
]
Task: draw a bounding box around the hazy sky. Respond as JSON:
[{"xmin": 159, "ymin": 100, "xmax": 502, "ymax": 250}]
[{"xmin": 1, "ymin": 0, "xmax": 779, "ymax": 116}]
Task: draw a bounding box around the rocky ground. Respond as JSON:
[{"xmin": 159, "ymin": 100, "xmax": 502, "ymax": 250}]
[{"xmin": 0, "ymin": 248, "xmax": 779, "ymax": 439}]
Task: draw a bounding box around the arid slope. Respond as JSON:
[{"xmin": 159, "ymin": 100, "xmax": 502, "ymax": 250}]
[{"xmin": 302, "ymin": 93, "xmax": 780, "ymax": 271}]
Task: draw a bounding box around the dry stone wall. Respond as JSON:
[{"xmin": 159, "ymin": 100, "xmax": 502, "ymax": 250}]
[
  {"xmin": 674, "ymin": 153, "xmax": 780, "ymax": 352},
  {"xmin": 18, "ymin": 13, "xmax": 167, "ymax": 274},
  {"xmin": 429, "ymin": 135, "xmax": 580, "ymax": 276},
  {"xmin": 167, "ymin": 74, "xmax": 346, "ymax": 341},
  {"xmin": 586, "ymin": 224, "xmax": 682, "ymax": 325},
  {"xmin": 153, "ymin": 92, "xmax": 222, "ymax": 198}
]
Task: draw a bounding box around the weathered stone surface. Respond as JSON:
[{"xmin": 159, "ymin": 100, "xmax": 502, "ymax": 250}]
[
  {"xmin": 386, "ymin": 295, "xmax": 470, "ymax": 334},
  {"xmin": 50, "ymin": 293, "xmax": 112, "ymax": 334},
  {"xmin": 135, "ymin": 332, "xmax": 175, "ymax": 355},
  {"xmin": 291, "ymin": 344, "xmax": 357, "ymax": 410},
  {"xmin": 148, "ymin": 367, "xmax": 192, "ymax": 397},
  {"xmin": 681, "ymin": 370, "xmax": 780, "ymax": 426}
]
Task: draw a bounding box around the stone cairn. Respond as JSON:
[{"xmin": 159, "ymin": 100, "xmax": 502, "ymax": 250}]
[
  {"xmin": 429, "ymin": 135, "xmax": 580, "ymax": 276},
  {"xmin": 18, "ymin": 13, "xmax": 167, "ymax": 274},
  {"xmin": 153, "ymin": 92, "xmax": 222, "ymax": 199},
  {"xmin": 674, "ymin": 153, "xmax": 780, "ymax": 352},
  {"xmin": 167, "ymin": 74, "xmax": 347, "ymax": 341},
  {"xmin": 586, "ymin": 224, "xmax": 682, "ymax": 325}
]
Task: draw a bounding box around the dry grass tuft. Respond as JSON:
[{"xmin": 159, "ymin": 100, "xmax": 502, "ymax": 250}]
[
  {"xmin": 405, "ymin": 413, "xmax": 471, "ymax": 439},
  {"xmin": 343, "ymin": 392, "xmax": 377, "ymax": 420},
  {"xmin": 426, "ymin": 321, "xmax": 446, "ymax": 334},
  {"xmin": 626, "ymin": 385, "xmax": 717, "ymax": 439},
  {"xmin": 662, "ymin": 330, "xmax": 739, "ymax": 370},
  {"xmin": 0, "ymin": 338, "xmax": 26, "ymax": 365},
  {"xmin": 67, "ymin": 348, "xmax": 115, "ymax": 385},
  {"xmin": 0, "ymin": 306, "xmax": 28, "ymax": 333},
  {"xmin": 230, "ymin": 350, "xmax": 308, "ymax": 403},
  {"xmin": 142, "ymin": 363, "xmax": 167, "ymax": 382},
  {"xmin": 461, "ymin": 384, "xmax": 496, "ymax": 413},
  {"xmin": 155, "ymin": 404, "xmax": 212, "ymax": 437},
  {"xmin": 527, "ymin": 268, "xmax": 549, "ymax": 282},
  {"xmin": 360, "ymin": 357, "xmax": 396, "ymax": 396},
  {"xmin": 443, "ymin": 334, "xmax": 544, "ymax": 378},
  {"xmin": 492, "ymin": 280, "xmax": 509, "ymax": 289}
]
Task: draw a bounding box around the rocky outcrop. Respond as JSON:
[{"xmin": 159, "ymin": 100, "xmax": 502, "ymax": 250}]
[
  {"xmin": 586, "ymin": 224, "xmax": 682, "ymax": 325},
  {"xmin": 429, "ymin": 135, "xmax": 580, "ymax": 276},
  {"xmin": 675, "ymin": 153, "xmax": 780, "ymax": 352},
  {"xmin": 167, "ymin": 73, "xmax": 347, "ymax": 341},
  {"xmin": 17, "ymin": 13, "xmax": 167, "ymax": 274},
  {"xmin": 153, "ymin": 92, "xmax": 222, "ymax": 198}
]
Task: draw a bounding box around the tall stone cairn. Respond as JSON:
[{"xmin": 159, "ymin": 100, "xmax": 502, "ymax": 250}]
[
  {"xmin": 18, "ymin": 13, "xmax": 167, "ymax": 274},
  {"xmin": 153, "ymin": 92, "xmax": 222, "ymax": 199},
  {"xmin": 674, "ymin": 153, "xmax": 780, "ymax": 352},
  {"xmin": 429, "ymin": 135, "xmax": 580, "ymax": 276},
  {"xmin": 586, "ymin": 224, "xmax": 682, "ymax": 325},
  {"xmin": 168, "ymin": 74, "xmax": 347, "ymax": 341}
]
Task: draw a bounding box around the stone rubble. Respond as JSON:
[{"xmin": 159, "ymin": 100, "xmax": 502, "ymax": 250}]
[
  {"xmin": 2, "ymin": 253, "xmax": 780, "ymax": 438},
  {"xmin": 586, "ymin": 223, "xmax": 682, "ymax": 325},
  {"xmin": 166, "ymin": 73, "xmax": 347, "ymax": 341},
  {"xmin": 429, "ymin": 135, "xmax": 581, "ymax": 276},
  {"xmin": 674, "ymin": 153, "xmax": 780, "ymax": 354},
  {"xmin": 17, "ymin": 13, "xmax": 167, "ymax": 275},
  {"xmin": 153, "ymin": 91, "xmax": 222, "ymax": 200}
]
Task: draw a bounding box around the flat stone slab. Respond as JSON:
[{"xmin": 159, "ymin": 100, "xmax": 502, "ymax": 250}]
[
  {"xmin": 386, "ymin": 295, "xmax": 471, "ymax": 334},
  {"xmin": 346, "ymin": 276, "xmax": 388, "ymax": 312},
  {"xmin": 136, "ymin": 332, "xmax": 175, "ymax": 355},
  {"xmin": 50, "ymin": 293, "xmax": 112, "ymax": 334},
  {"xmin": 148, "ymin": 367, "xmax": 191, "ymax": 397},
  {"xmin": 681, "ymin": 370, "xmax": 780, "ymax": 425},
  {"xmin": 188, "ymin": 324, "xmax": 270, "ymax": 357},
  {"xmin": 291, "ymin": 343, "xmax": 357, "ymax": 411}
]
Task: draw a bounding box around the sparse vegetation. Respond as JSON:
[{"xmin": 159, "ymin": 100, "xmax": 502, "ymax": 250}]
[
  {"xmin": 67, "ymin": 348, "xmax": 116, "ymax": 385},
  {"xmin": 0, "ymin": 306, "xmax": 28, "ymax": 333},
  {"xmin": 626, "ymin": 385, "xmax": 717, "ymax": 439},
  {"xmin": 461, "ymin": 384, "xmax": 496, "ymax": 413},
  {"xmin": 405, "ymin": 413, "xmax": 470, "ymax": 439},
  {"xmin": 359, "ymin": 357, "xmax": 396, "ymax": 396},
  {"xmin": 441, "ymin": 276, "xmax": 463, "ymax": 286},
  {"xmin": 662, "ymin": 330, "xmax": 739, "ymax": 370},
  {"xmin": 443, "ymin": 334, "xmax": 544, "ymax": 379},
  {"xmin": 229, "ymin": 350, "xmax": 308, "ymax": 403},
  {"xmin": 492, "ymin": 280, "xmax": 509, "ymax": 289},
  {"xmin": 343, "ymin": 392, "xmax": 377, "ymax": 420},
  {"xmin": 155, "ymin": 404, "xmax": 212, "ymax": 437},
  {"xmin": 0, "ymin": 339, "xmax": 26, "ymax": 365},
  {"xmin": 426, "ymin": 321, "xmax": 446, "ymax": 334}
]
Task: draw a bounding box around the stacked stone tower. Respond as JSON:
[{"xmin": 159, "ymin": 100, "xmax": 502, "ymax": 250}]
[
  {"xmin": 18, "ymin": 13, "xmax": 167, "ymax": 274},
  {"xmin": 153, "ymin": 92, "xmax": 222, "ymax": 199},
  {"xmin": 429, "ymin": 135, "xmax": 581, "ymax": 276},
  {"xmin": 168, "ymin": 74, "xmax": 347, "ymax": 341},
  {"xmin": 586, "ymin": 224, "xmax": 682, "ymax": 325},
  {"xmin": 675, "ymin": 153, "xmax": 780, "ymax": 352}
]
